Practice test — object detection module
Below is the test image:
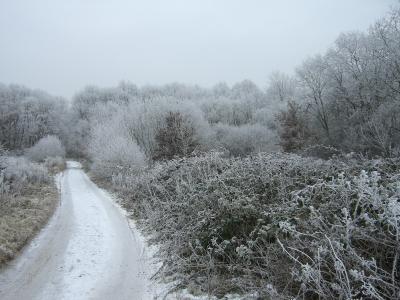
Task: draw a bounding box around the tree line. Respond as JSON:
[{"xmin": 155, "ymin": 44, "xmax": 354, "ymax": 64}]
[{"xmin": 1, "ymin": 8, "xmax": 399, "ymax": 169}]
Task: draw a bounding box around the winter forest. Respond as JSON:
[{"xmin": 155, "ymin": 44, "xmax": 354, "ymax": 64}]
[{"xmin": 1, "ymin": 3, "xmax": 400, "ymax": 300}]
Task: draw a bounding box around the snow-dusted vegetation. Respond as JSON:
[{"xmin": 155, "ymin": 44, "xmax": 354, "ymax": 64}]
[
  {"xmin": 26, "ymin": 135, "xmax": 66, "ymax": 162},
  {"xmin": 108, "ymin": 153, "xmax": 400, "ymax": 299},
  {"xmin": 0, "ymin": 4, "xmax": 400, "ymax": 300},
  {"xmin": 277, "ymin": 14, "xmax": 400, "ymax": 157},
  {"xmin": 80, "ymin": 8, "xmax": 400, "ymax": 299},
  {"xmin": 0, "ymin": 85, "xmax": 67, "ymax": 265},
  {"xmin": 0, "ymin": 84, "xmax": 69, "ymax": 153},
  {"xmin": 0, "ymin": 154, "xmax": 59, "ymax": 264},
  {"xmin": 0, "ymin": 155, "xmax": 49, "ymax": 196}
]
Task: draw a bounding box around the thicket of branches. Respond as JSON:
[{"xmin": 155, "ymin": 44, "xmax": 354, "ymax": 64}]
[
  {"xmin": 112, "ymin": 152, "xmax": 400, "ymax": 299},
  {"xmin": 0, "ymin": 84, "xmax": 68, "ymax": 152},
  {"xmin": 278, "ymin": 8, "xmax": 400, "ymax": 157},
  {"xmin": 26, "ymin": 135, "xmax": 66, "ymax": 162},
  {"xmin": 0, "ymin": 155, "xmax": 49, "ymax": 197},
  {"xmin": 71, "ymin": 80, "xmax": 280, "ymax": 173},
  {"xmin": 152, "ymin": 111, "xmax": 199, "ymax": 161}
]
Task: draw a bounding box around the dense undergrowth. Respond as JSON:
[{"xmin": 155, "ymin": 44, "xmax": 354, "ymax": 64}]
[{"xmin": 105, "ymin": 152, "xmax": 400, "ymax": 299}]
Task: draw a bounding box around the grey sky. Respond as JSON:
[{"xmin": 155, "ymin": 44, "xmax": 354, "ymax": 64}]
[{"xmin": 0, "ymin": 0, "xmax": 397, "ymax": 99}]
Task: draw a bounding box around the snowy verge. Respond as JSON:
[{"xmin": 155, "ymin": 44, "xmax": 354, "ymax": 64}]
[{"xmin": 95, "ymin": 185, "xmax": 244, "ymax": 300}]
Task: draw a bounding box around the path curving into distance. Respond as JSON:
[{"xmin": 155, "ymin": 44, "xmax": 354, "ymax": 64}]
[{"xmin": 0, "ymin": 161, "xmax": 154, "ymax": 300}]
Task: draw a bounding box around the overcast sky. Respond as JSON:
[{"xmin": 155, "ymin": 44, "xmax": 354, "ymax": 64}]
[{"xmin": 0, "ymin": 0, "xmax": 397, "ymax": 99}]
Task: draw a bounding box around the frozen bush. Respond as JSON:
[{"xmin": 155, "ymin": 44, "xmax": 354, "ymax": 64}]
[
  {"xmin": 153, "ymin": 111, "xmax": 199, "ymax": 160},
  {"xmin": 300, "ymin": 144, "xmax": 342, "ymax": 159},
  {"xmin": 26, "ymin": 135, "xmax": 66, "ymax": 162},
  {"xmin": 214, "ymin": 123, "xmax": 279, "ymax": 156},
  {"xmin": 0, "ymin": 156, "xmax": 49, "ymax": 196},
  {"xmin": 123, "ymin": 99, "xmax": 214, "ymax": 159},
  {"xmin": 201, "ymin": 97, "xmax": 254, "ymax": 126},
  {"xmin": 88, "ymin": 119, "xmax": 146, "ymax": 179},
  {"xmin": 275, "ymin": 168, "xmax": 400, "ymax": 299},
  {"xmin": 44, "ymin": 156, "xmax": 66, "ymax": 173},
  {"xmin": 111, "ymin": 153, "xmax": 400, "ymax": 299}
]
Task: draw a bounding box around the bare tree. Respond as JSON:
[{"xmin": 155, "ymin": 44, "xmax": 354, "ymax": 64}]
[{"xmin": 297, "ymin": 56, "xmax": 332, "ymax": 143}]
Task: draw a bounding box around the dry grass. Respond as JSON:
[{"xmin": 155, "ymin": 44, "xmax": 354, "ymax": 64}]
[{"xmin": 0, "ymin": 183, "xmax": 59, "ymax": 266}]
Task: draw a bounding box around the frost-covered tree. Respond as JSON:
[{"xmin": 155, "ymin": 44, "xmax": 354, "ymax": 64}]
[
  {"xmin": 266, "ymin": 71, "xmax": 297, "ymax": 103},
  {"xmin": 214, "ymin": 123, "xmax": 277, "ymax": 156},
  {"xmin": 278, "ymin": 7, "xmax": 400, "ymax": 157},
  {"xmin": 88, "ymin": 118, "xmax": 145, "ymax": 179},
  {"xmin": 153, "ymin": 111, "xmax": 199, "ymax": 160},
  {"xmin": 277, "ymin": 101, "xmax": 313, "ymax": 152},
  {"xmin": 0, "ymin": 84, "xmax": 68, "ymax": 151},
  {"xmin": 26, "ymin": 135, "xmax": 66, "ymax": 162},
  {"xmin": 70, "ymin": 80, "xmax": 279, "ymax": 162}
]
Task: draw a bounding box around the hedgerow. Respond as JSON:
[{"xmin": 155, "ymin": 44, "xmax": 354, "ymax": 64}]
[{"xmin": 112, "ymin": 153, "xmax": 400, "ymax": 299}]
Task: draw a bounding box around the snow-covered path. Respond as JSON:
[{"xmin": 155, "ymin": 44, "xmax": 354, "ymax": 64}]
[{"xmin": 0, "ymin": 161, "xmax": 153, "ymax": 300}]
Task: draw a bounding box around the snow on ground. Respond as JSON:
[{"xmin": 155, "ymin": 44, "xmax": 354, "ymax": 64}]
[
  {"xmin": 101, "ymin": 180, "xmax": 246, "ymax": 300},
  {"xmin": 0, "ymin": 161, "xmax": 243, "ymax": 300},
  {"xmin": 0, "ymin": 161, "xmax": 158, "ymax": 300}
]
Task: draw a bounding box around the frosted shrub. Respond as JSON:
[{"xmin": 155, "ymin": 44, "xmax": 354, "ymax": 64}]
[
  {"xmin": 0, "ymin": 156, "xmax": 49, "ymax": 196},
  {"xmin": 214, "ymin": 123, "xmax": 278, "ymax": 156},
  {"xmin": 26, "ymin": 135, "xmax": 66, "ymax": 162},
  {"xmin": 44, "ymin": 156, "xmax": 66, "ymax": 173},
  {"xmin": 116, "ymin": 153, "xmax": 333, "ymax": 296},
  {"xmin": 153, "ymin": 111, "xmax": 199, "ymax": 160},
  {"xmin": 272, "ymin": 166, "xmax": 400, "ymax": 299},
  {"xmin": 89, "ymin": 120, "xmax": 146, "ymax": 179},
  {"xmin": 114, "ymin": 153, "xmax": 400, "ymax": 299}
]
